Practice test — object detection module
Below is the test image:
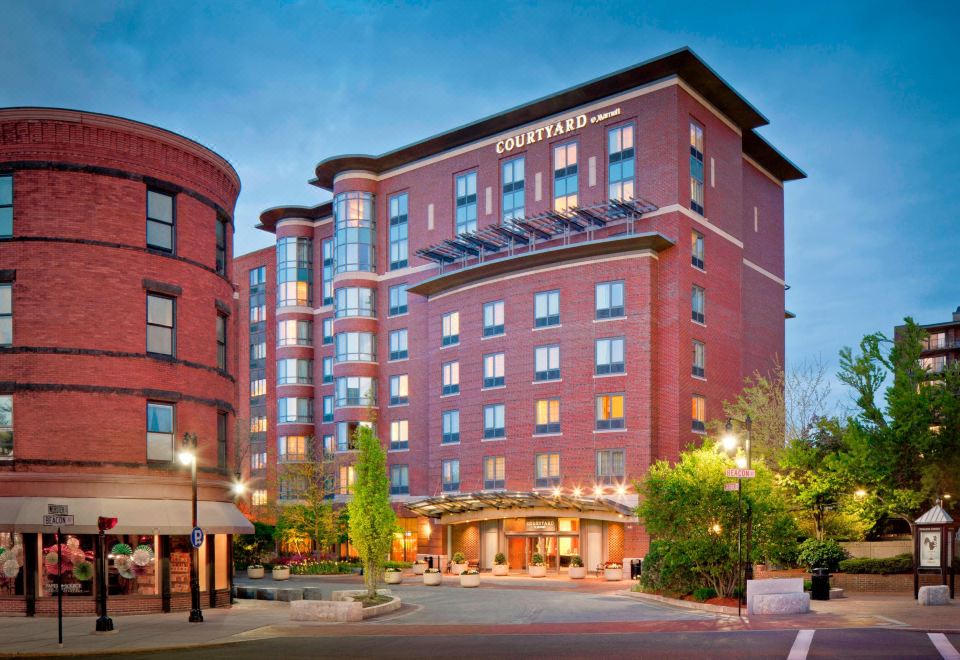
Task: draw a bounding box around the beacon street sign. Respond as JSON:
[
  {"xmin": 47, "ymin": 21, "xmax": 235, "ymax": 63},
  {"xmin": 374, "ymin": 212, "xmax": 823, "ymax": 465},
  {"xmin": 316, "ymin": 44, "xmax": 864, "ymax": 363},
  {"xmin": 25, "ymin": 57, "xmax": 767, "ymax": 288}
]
[
  {"xmin": 724, "ymin": 469, "xmax": 756, "ymax": 479},
  {"xmin": 43, "ymin": 515, "xmax": 75, "ymax": 526}
]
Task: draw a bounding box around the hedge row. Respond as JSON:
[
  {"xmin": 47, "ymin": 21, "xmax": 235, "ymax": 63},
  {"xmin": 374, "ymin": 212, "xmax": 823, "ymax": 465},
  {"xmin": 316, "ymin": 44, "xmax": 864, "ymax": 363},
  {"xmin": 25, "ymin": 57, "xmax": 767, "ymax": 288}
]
[{"xmin": 837, "ymin": 553, "xmax": 913, "ymax": 575}]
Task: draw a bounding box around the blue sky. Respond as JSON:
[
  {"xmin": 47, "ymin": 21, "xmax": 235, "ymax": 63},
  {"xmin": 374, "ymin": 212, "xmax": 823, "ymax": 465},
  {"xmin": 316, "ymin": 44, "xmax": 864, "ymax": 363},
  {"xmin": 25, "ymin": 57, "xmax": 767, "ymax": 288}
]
[{"xmin": 2, "ymin": 1, "xmax": 957, "ymax": 406}]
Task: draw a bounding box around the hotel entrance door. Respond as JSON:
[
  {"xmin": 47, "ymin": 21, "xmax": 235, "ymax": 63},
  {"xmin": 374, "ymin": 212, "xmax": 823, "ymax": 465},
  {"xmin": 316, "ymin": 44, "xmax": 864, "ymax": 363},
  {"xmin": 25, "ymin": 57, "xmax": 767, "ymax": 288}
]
[{"xmin": 508, "ymin": 537, "xmax": 525, "ymax": 570}]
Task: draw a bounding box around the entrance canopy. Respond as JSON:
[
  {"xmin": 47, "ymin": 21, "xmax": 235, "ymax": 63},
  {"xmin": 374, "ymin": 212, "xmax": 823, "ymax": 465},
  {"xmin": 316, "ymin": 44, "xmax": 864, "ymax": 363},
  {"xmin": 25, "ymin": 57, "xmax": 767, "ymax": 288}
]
[
  {"xmin": 406, "ymin": 490, "xmax": 637, "ymax": 520},
  {"xmin": 0, "ymin": 497, "xmax": 254, "ymax": 535}
]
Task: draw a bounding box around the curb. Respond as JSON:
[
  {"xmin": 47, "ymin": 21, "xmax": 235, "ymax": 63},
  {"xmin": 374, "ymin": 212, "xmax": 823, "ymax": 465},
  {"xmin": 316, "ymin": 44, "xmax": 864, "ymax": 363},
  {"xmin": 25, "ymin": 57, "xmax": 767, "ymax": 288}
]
[{"xmin": 622, "ymin": 589, "xmax": 742, "ymax": 616}]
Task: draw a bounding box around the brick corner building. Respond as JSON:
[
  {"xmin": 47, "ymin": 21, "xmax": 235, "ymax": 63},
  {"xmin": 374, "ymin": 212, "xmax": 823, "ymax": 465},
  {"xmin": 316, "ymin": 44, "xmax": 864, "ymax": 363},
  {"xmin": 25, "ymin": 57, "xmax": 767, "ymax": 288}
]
[
  {"xmin": 0, "ymin": 107, "xmax": 252, "ymax": 615},
  {"xmin": 234, "ymin": 48, "xmax": 804, "ymax": 571},
  {"xmin": 896, "ymin": 305, "xmax": 960, "ymax": 376}
]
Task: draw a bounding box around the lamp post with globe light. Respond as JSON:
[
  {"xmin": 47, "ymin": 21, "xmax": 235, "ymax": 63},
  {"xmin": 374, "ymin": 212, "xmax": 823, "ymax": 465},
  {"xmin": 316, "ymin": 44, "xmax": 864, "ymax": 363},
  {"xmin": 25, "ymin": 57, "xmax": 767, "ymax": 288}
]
[
  {"xmin": 179, "ymin": 432, "xmax": 203, "ymax": 623},
  {"xmin": 721, "ymin": 415, "xmax": 752, "ymax": 615}
]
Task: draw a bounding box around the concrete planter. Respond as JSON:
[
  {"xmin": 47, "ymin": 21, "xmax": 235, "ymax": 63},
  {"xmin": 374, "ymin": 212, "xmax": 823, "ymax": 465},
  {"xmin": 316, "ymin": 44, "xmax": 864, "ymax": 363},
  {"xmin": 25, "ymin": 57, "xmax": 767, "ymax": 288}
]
[
  {"xmin": 451, "ymin": 562, "xmax": 469, "ymax": 576},
  {"xmin": 460, "ymin": 573, "xmax": 481, "ymax": 588},
  {"xmin": 384, "ymin": 571, "xmax": 403, "ymax": 584},
  {"xmin": 603, "ymin": 568, "xmax": 623, "ymax": 581},
  {"xmin": 247, "ymin": 566, "xmax": 265, "ymax": 579},
  {"xmin": 528, "ymin": 565, "xmax": 547, "ymax": 578},
  {"xmin": 423, "ymin": 572, "xmax": 442, "ymax": 586},
  {"xmin": 492, "ymin": 564, "xmax": 509, "ymax": 576},
  {"xmin": 272, "ymin": 566, "xmax": 291, "ymax": 581},
  {"xmin": 412, "ymin": 563, "xmax": 427, "ymax": 575},
  {"xmin": 568, "ymin": 566, "xmax": 587, "ymax": 579}
]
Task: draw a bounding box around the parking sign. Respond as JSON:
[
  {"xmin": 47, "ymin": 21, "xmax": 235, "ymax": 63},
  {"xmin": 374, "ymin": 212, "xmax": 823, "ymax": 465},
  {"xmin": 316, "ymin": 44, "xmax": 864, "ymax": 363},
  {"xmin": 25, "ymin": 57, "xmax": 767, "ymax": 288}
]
[{"xmin": 190, "ymin": 526, "xmax": 204, "ymax": 549}]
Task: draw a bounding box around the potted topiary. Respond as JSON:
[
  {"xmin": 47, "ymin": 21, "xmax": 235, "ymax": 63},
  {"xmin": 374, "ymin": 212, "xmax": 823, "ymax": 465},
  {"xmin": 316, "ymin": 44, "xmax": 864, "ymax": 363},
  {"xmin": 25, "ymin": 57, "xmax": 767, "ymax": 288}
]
[
  {"xmin": 412, "ymin": 559, "xmax": 428, "ymax": 575},
  {"xmin": 568, "ymin": 555, "xmax": 586, "ymax": 579},
  {"xmin": 603, "ymin": 561, "xmax": 623, "ymax": 581},
  {"xmin": 423, "ymin": 567, "xmax": 442, "ymax": 586},
  {"xmin": 492, "ymin": 552, "xmax": 509, "ymax": 576},
  {"xmin": 450, "ymin": 552, "xmax": 469, "ymax": 575},
  {"xmin": 247, "ymin": 564, "xmax": 265, "ymax": 579},
  {"xmin": 460, "ymin": 568, "xmax": 481, "ymax": 588},
  {"xmin": 528, "ymin": 553, "xmax": 547, "ymax": 578},
  {"xmin": 384, "ymin": 567, "xmax": 403, "ymax": 584}
]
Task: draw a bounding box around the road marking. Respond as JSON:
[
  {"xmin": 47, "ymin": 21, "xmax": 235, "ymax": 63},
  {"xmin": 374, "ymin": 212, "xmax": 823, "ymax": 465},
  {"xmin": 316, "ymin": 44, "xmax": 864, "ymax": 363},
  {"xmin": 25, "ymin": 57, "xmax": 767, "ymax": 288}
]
[
  {"xmin": 787, "ymin": 629, "xmax": 815, "ymax": 660},
  {"xmin": 874, "ymin": 615, "xmax": 910, "ymax": 627},
  {"xmin": 929, "ymin": 633, "xmax": 960, "ymax": 660}
]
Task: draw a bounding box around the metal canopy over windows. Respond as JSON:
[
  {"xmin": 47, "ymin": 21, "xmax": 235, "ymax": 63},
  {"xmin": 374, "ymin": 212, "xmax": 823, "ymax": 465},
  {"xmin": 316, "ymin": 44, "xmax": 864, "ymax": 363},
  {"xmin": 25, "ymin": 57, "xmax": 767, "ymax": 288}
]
[{"xmin": 405, "ymin": 491, "xmax": 636, "ymax": 519}]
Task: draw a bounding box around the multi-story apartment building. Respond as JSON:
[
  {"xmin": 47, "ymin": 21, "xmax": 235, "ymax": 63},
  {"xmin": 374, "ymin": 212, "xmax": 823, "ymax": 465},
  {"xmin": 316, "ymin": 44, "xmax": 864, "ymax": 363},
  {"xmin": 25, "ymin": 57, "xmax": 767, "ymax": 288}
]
[
  {"xmin": 235, "ymin": 48, "xmax": 804, "ymax": 571},
  {"xmin": 897, "ymin": 306, "xmax": 960, "ymax": 375}
]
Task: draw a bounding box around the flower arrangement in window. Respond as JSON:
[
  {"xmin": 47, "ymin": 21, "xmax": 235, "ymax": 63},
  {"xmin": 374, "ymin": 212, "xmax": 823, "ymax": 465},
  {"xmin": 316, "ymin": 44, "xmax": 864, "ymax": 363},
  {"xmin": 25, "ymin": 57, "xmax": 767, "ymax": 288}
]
[{"xmin": 43, "ymin": 537, "xmax": 94, "ymax": 581}]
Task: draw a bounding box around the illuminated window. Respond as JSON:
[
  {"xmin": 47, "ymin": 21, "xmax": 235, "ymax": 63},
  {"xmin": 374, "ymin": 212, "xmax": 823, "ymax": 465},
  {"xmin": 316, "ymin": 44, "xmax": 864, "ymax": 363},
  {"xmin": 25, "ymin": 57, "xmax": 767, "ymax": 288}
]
[
  {"xmin": 690, "ymin": 122, "xmax": 704, "ymax": 214},
  {"xmin": 595, "ymin": 394, "xmax": 625, "ymax": 430},
  {"xmin": 389, "ymin": 329, "xmax": 408, "ymax": 360},
  {"xmin": 692, "ymin": 286, "xmax": 705, "ymax": 324},
  {"xmin": 0, "ymin": 395, "xmax": 13, "ymax": 458},
  {"xmin": 0, "ymin": 284, "xmax": 11, "ymax": 346},
  {"xmin": 535, "ymin": 398, "xmax": 560, "ymax": 434},
  {"xmin": 442, "ymin": 410, "xmax": 460, "ymax": 444},
  {"xmin": 250, "ymin": 444, "xmax": 266, "ymax": 473},
  {"xmin": 389, "ymin": 192, "xmax": 408, "ymax": 270},
  {"xmin": 390, "ymin": 465, "xmax": 409, "ymax": 495},
  {"xmin": 608, "ymin": 124, "xmax": 634, "ymax": 200},
  {"xmin": 334, "ymin": 191, "xmax": 376, "ymax": 274},
  {"xmin": 484, "ymin": 404, "xmax": 505, "ymax": 439},
  {"xmin": 692, "ymin": 231, "xmax": 704, "ymax": 269},
  {"xmin": 692, "ymin": 394, "xmax": 705, "ymax": 432},
  {"xmin": 278, "ymin": 397, "xmax": 313, "ymax": 424},
  {"xmin": 249, "ymin": 290, "xmax": 265, "ymax": 323},
  {"xmin": 146, "ymin": 402, "xmax": 174, "ymax": 462},
  {"xmin": 276, "ymin": 237, "xmax": 313, "ymax": 307},
  {"xmin": 483, "ymin": 352, "xmax": 505, "ymax": 388},
  {"xmin": 335, "ymin": 332, "xmax": 376, "ymax": 362},
  {"xmin": 279, "ymin": 435, "xmax": 309, "ymax": 463},
  {"xmin": 339, "ymin": 465, "xmax": 356, "ymax": 494},
  {"xmin": 146, "ymin": 293, "xmax": 175, "ymax": 356},
  {"xmin": 535, "ymin": 453, "xmax": 560, "ymax": 488},
  {"xmin": 335, "ymin": 376, "xmax": 376, "ymax": 407},
  {"xmin": 553, "ymin": 142, "xmax": 578, "ymax": 212},
  {"xmin": 441, "ymin": 311, "xmax": 460, "ymax": 346},
  {"xmin": 534, "ymin": 345, "xmax": 560, "ymax": 381},
  {"xmin": 595, "ymin": 281, "xmax": 624, "ymax": 319},
  {"xmin": 596, "ymin": 449, "xmax": 625, "ymax": 484},
  {"xmin": 389, "ymin": 284, "xmax": 408, "ymax": 316},
  {"xmin": 250, "ymin": 416, "xmax": 267, "ymax": 433},
  {"xmin": 0, "ymin": 175, "xmax": 12, "ymax": 237},
  {"xmin": 277, "ymin": 358, "xmax": 313, "ymax": 385},
  {"xmin": 335, "ymin": 287, "xmax": 376, "ymax": 318},
  {"xmin": 595, "ymin": 337, "xmax": 625, "ymax": 375},
  {"xmin": 483, "ymin": 300, "xmax": 505, "ymax": 337},
  {"xmin": 389, "ymin": 374, "xmax": 408, "ymax": 405},
  {"xmin": 692, "ymin": 340, "xmax": 705, "ymax": 378},
  {"xmin": 251, "ymin": 489, "xmax": 267, "ymax": 506},
  {"xmin": 249, "ymin": 378, "xmax": 266, "ymax": 399},
  {"xmin": 455, "ymin": 172, "xmax": 477, "ymax": 234},
  {"xmin": 146, "ymin": 189, "xmax": 174, "ymax": 252},
  {"xmin": 278, "ymin": 319, "xmax": 312, "ymax": 346},
  {"xmin": 322, "ymin": 434, "xmax": 335, "ymax": 456},
  {"xmin": 484, "ymin": 456, "xmax": 505, "ymax": 490},
  {"xmin": 534, "ymin": 290, "xmax": 560, "ymax": 327},
  {"xmin": 442, "ymin": 459, "xmax": 460, "ymax": 492},
  {"xmin": 390, "ymin": 420, "xmax": 409, "ymax": 450},
  {"xmin": 502, "ymin": 157, "xmax": 525, "ymax": 222},
  {"xmin": 442, "ymin": 361, "xmax": 460, "ymax": 395}
]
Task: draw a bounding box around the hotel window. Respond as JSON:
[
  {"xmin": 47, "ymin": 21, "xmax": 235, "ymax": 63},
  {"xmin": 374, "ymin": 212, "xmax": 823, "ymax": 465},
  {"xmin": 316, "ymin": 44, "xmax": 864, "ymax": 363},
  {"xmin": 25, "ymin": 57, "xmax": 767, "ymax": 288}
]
[
  {"xmin": 442, "ymin": 361, "xmax": 460, "ymax": 395},
  {"xmin": 692, "ymin": 394, "xmax": 706, "ymax": 432},
  {"xmin": 535, "ymin": 453, "xmax": 560, "ymax": 488},
  {"xmin": 927, "ymin": 332, "xmax": 947, "ymax": 350},
  {"xmin": 553, "ymin": 142, "xmax": 578, "ymax": 212},
  {"xmin": 146, "ymin": 402, "xmax": 174, "ymax": 462},
  {"xmin": 216, "ymin": 313, "xmax": 227, "ymax": 371},
  {"xmin": 692, "ymin": 231, "xmax": 705, "ymax": 269},
  {"xmin": 217, "ymin": 410, "xmax": 227, "ymax": 468},
  {"xmin": 692, "ymin": 340, "xmax": 706, "ymax": 378},
  {"xmin": 502, "ymin": 157, "xmax": 525, "ymax": 222},
  {"xmin": 483, "ymin": 352, "xmax": 505, "ymax": 388},
  {"xmin": 323, "ymin": 395, "xmax": 334, "ymax": 422},
  {"xmin": 146, "ymin": 189, "xmax": 174, "ymax": 252},
  {"xmin": 323, "ymin": 434, "xmax": 335, "ymax": 456},
  {"xmin": 250, "ymin": 378, "xmax": 266, "ymax": 399},
  {"xmin": 277, "ymin": 237, "xmax": 313, "ymax": 307},
  {"xmin": 484, "ymin": 404, "xmax": 505, "ymax": 439},
  {"xmin": 338, "ymin": 465, "xmax": 356, "ymax": 495},
  {"xmin": 534, "ymin": 290, "xmax": 560, "ymax": 327},
  {"xmin": 0, "ymin": 395, "xmax": 12, "ymax": 458},
  {"xmin": 595, "ymin": 337, "xmax": 625, "ymax": 374},
  {"xmin": 442, "ymin": 410, "xmax": 460, "ymax": 444},
  {"xmin": 920, "ymin": 355, "xmax": 948, "ymax": 373},
  {"xmin": 596, "ymin": 393, "xmax": 625, "ymax": 430},
  {"xmin": 390, "ymin": 465, "xmax": 410, "ymax": 495},
  {"xmin": 278, "ymin": 397, "xmax": 313, "ymax": 423},
  {"xmin": 390, "ymin": 420, "xmax": 409, "ymax": 451},
  {"xmin": 692, "ymin": 286, "xmax": 705, "ymax": 324},
  {"xmin": 442, "ymin": 459, "xmax": 460, "ymax": 492},
  {"xmin": 690, "ymin": 121, "xmax": 705, "ymax": 214},
  {"xmin": 251, "ymin": 489, "xmax": 267, "ymax": 507},
  {"xmin": 455, "ymin": 171, "xmax": 477, "ymax": 234},
  {"xmin": 249, "ymin": 266, "xmax": 266, "ymax": 287},
  {"xmin": 483, "ymin": 300, "xmax": 505, "ymax": 337},
  {"xmin": 279, "ymin": 435, "xmax": 309, "ymax": 463},
  {"xmin": 322, "ymin": 239, "xmax": 334, "ymax": 305},
  {"xmin": 277, "ymin": 358, "xmax": 313, "ymax": 385},
  {"xmin": 0, "ymin": 284, "xmax": 10, "ymax": 346},
  {"xmin": 337, "ymin": 421, "xmax": 370, "ymax": 452},
  {"xmin": 534, "ymin": 345, "xmax": 560, "ymax": 381},
  {"xmin": 608, "ymin": 124, "xmax": 635, "ymax": 200},
  {"xmin": 389, "ymin": 374, "xmax": 408, "ymax": 405},
  {"xmin": 335, "ymin": 287, "xmax": 376, "ymax": 318},
  {"xmin": 215, "ymin": 218, "xmax": 227, "ymax": 275},
  {"xmin": 596, "ymin": 449, "xmax": 625, "ymax": 485},
  {"xmin": 535, "ymin": 398, "xmax": 560, "ymax": 434},
  {"xmin": 280, "ymin": 474, "xmax": 308, "ymax": 501},
  {"xmin": 334, "ymin": 191, "xmax": 376, "ymax": 274},
  {"xmin": 0, "ymin": 175, "xmax": 11, "ymax": 237},
  {"xmin": 249, "ymin": 290, "xmax": 265, "ymax": 324},
  {"xmin": 441, "ymin": 311, "xmax": 460, "ymax": 346},
  {"xmin": 483, "ymin": 456, "xmax": 505, "ymax": 490},
  {"xmin": 146, "ymin": 293, "xmax": 175, "ymax": 356},
  {"xmin": 336, "ymin": 331, "xmax": 376, "ymax": 362},
  {"xmin": 335, "ymin": 376, "xmax": 376, "ymax": 407},
  {"xmin": 278, "ymin": 319, "xmax": 312, "ymax": 347},
  {"xmin": 250, "ymin": 415, "xmax": 267, "ymax": 435},
  {"xmin": 250, "ymin": 340, "xmax": 266, "ymax": 363},
  {"xmin": 322, "ymin": 317, "xmax": 333, "ymax": 344},
  {"xmin": 389, "ymin": 328, "xmax": 408, "ymax": 360},
  {"xmin": 389, "ymin": 284, "xmax": 408, "ymax": 316},
  {"xmin": 323, "ymin": 356, "xmax": 333, "ymax": 383},
  {"xmin": 595, "ymin": 281, "xmax": 624, "ymax": 319},
  {"xmin": 250, "ymin": 444, "xmax": 267, "ymax": 473},
  {"xmin": 389, "ymin": 192, "xmax": 409, "ymax": 270}
]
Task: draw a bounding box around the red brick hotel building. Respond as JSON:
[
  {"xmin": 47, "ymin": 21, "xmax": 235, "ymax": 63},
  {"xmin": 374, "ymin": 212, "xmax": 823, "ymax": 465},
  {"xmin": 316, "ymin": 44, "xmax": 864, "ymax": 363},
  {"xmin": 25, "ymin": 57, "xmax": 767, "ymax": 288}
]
[{"xmin": 236, "ymin": 48, "xmax": 804, "ymax": 571}]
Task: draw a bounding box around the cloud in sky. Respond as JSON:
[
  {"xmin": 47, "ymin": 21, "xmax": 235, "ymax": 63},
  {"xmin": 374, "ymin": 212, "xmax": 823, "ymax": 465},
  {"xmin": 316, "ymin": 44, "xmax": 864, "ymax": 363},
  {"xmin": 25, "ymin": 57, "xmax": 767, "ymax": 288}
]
[{"xmin": 2, "ymin": 1, "xmax": 957, "ymax": 408}]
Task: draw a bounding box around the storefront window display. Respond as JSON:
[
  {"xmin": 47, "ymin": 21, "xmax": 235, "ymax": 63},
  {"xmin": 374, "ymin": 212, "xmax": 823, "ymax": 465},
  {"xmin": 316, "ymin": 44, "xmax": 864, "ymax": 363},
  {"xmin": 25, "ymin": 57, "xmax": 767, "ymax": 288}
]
[
  {"xmin": 0, "ymin": 532, "xmax": 24, "ymax": 596},
  {"xmin": 169, "ymin": 536, "xmax": 193, "ymax": 593},
  {"xmin": 41, "ymin": 533, "xmax": 95, "ymax": 597},
  {"xmin": 107, "ymin": 535, "xmax": 156, "ymax": 596}
]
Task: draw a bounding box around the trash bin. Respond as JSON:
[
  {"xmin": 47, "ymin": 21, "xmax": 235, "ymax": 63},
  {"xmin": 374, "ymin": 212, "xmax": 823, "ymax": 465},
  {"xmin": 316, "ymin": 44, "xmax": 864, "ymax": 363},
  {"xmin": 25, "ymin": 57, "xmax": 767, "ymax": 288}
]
[
  {"xmin": 810, "ymin": 567, "xmax": 830, "ymax": 600},
  {"xmin": 427, "ymin": 556, "xmax": 434, "ymax": 570},
  {"xmin": 630, "ymin": 559, "xmax": 642, "ymax": 580}
]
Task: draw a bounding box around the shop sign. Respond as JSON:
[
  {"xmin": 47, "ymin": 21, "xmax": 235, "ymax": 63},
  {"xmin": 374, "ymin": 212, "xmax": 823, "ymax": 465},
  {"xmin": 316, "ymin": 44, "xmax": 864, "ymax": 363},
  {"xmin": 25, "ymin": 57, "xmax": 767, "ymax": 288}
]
[
  {"xmin": 918, "ymin": 529, "xmax": 942, "ymax": 568},
  {"xmin": 525, "ymin": 518, "xmax": 556, "ymax": 532}
]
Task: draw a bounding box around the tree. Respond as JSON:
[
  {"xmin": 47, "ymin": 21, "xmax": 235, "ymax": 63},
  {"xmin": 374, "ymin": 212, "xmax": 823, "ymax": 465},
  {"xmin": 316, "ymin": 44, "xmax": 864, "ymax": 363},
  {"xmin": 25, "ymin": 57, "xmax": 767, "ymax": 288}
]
[
  {"xmin": 347, "ymin": 422, "xmax": 396, "ymax": 600},
  {"xmin": 271, "ymin": 442, "xmax": 336, "ymax": 557}
]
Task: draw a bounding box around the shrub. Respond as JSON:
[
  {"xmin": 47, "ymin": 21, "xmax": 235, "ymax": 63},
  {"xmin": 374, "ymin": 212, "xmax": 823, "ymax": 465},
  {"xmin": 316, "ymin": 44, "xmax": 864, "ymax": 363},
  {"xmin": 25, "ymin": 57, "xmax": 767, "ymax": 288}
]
[
  {"xmin": 797, "ymin": 539, "xmax": 849, "ymax": 572},
  {"xmin": 803, "ymin": 579, "xmax": 812, "ymax": 592},
  {"xmin": 838, "ymin": 553, "xmax": 913, "ymax": 575},
  {"xmin": 692, "ymin": 587, "xmax": 717, "ymax": 602},
  {"xmin": 461, "ymin": 569, "xmax": 479, "ymax": 575},
  {"xmin": 424, "ymin": 568, "xmax": 440, "ymax": 574},
  {"xmin": 384, "ymin": 561, "xmax": 412, "ymax": 569},
  {"xmin": 452, "ymin": 552, "xmax": 466, "ymax": 564},
  {"xmin": 494, "ymin": 553, "xmax": 507, "ymax": 565},
  {"xmin": 638, "ymin": 540, "xmax": 698, "ymax": 596},
  {"xmin": 570, "ymin": 555, "xmax": 584, "ymax": 568},
  {"xmin": 384, "ymin": 567, "xmax": 401, "ymax": 573},
  {"xmin": 531, "ymin": 553, "xmax": 545, "ymax": 566}
]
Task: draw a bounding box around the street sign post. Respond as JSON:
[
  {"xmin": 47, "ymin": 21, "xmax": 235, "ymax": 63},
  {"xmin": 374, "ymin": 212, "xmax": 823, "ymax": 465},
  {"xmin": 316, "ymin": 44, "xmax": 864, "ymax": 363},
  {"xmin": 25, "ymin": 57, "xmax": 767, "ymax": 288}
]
[
  {"xmin": 724, "ymin": 468, "xmax": 756, "ymax": 479},
  {"xmin": 43, "ymin": 504, "xmax": 72, "ymax": 648},
  {"xmin": 190, "ymin": 526, "xmax": 204, "ymax": 549},
  {"xmin": 43, "ymin": 515, "xmax": 75, "ymax": 526}
]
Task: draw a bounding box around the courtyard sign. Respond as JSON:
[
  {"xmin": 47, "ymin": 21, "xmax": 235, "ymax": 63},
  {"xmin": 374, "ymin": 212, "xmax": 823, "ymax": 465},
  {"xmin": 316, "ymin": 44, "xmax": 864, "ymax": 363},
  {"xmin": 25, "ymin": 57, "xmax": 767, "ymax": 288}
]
[
  {"xmin": 494, "ymin": 107, "xmax": 624, "ymax": 154},
  {"xmin": 525, "ymin": 518, "xmax": 557, "ymax": 532}
]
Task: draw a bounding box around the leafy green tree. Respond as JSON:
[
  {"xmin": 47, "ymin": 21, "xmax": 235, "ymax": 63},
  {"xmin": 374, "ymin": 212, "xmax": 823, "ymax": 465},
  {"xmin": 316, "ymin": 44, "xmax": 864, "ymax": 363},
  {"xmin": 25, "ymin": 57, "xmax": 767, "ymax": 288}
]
[
  {"xmin": 271, "ymin": 447, "xmax": 335, "ymax": 557},
  {"xmin": 348, "ymin": 422, "xmax": 396, "ymax": 599}
]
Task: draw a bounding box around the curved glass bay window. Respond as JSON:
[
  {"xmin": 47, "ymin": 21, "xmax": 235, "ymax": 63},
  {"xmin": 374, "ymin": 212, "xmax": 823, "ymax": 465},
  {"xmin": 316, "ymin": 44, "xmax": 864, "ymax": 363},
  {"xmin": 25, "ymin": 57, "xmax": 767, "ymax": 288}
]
[
  {"xmin": 278, "ymin": 397, "xmax": 313, "ymax": 424},
  {"xmin": 335, "ymin": 287, "xmax": 376, "ymax": 318},
  {"xmin": 277, "ymin": 237, "xmax": 313, "ymax": 307},
  {"xmin": 277, "ymin": 358, "xmax": 313, "ymax": 385},
  {"xmin": 335, "ymin": 376, "xmax": 376, "ymax": 407},
  {"xmin": 335, "ymin": 331, "xmax": 377, "ymax": 362},
  {"xmin": 334, "ymin": 191, "xmax": 376, "ymax": 274}
]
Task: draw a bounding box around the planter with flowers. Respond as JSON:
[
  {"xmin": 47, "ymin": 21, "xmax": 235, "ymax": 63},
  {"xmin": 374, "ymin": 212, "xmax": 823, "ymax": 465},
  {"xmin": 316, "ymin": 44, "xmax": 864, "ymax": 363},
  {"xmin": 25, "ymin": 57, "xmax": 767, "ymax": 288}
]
[
  {"xmin": 568, "ymin": 555, "xmax": 586, "ymax": 579},
  {"xmin": 460, "ymin": 568, "xmax": 480, "ymax": 588},
  {"xmin": 384, "ymin": 567, "xmax": 403, "ymax": 584},
  {"xmin": 247, "ymin": 564, "xmax": 265, "ymax": 579},
  {"xmin": 272, "ymin": 559, "xmax": 291, "ymax": 581},
  {"xmin": 423, "ymin": 568, "xmax": 442, "ymax": 586},
  {"xmin": 528, "ymin": 553, "xmax": 547, "ymax": 578},
  {"xmin": 412, "ymin": 559, "xmax": 428, "ymax": 575},
  {"xmin": 450, "ymin": 552, "xmax": 469, "ymax": 576},
  {"xmin": 603, "ymin": 562, "xmax": 623, "ymax": 581},
  {"xmin": 492, "ymin": 552, "xmax": 509, "ymax": 576}
]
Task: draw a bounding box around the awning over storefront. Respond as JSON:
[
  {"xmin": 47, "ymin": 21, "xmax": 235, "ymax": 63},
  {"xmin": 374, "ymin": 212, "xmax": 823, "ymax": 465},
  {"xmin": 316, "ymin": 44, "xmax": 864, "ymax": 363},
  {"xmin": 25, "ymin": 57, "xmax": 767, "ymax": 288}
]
[
  {"xmin": 0, "ymin": 497, "xmax": 254, "ymax": 535},
  {"xmin": 405, "ymin": 491, "xmax": 637, "ymax": 520}
]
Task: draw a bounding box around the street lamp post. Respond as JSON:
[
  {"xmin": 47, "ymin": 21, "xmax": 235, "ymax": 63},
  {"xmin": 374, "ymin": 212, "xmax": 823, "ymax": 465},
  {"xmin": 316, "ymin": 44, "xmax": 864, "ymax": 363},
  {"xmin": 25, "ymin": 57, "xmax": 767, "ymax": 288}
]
[
  {"xmin": 180, "ymin": 432, "xmax": 203, "ymax": 623},
  {"xmin": 722, "ymin": 415, "xmax": 752, "ymax": 615}
]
